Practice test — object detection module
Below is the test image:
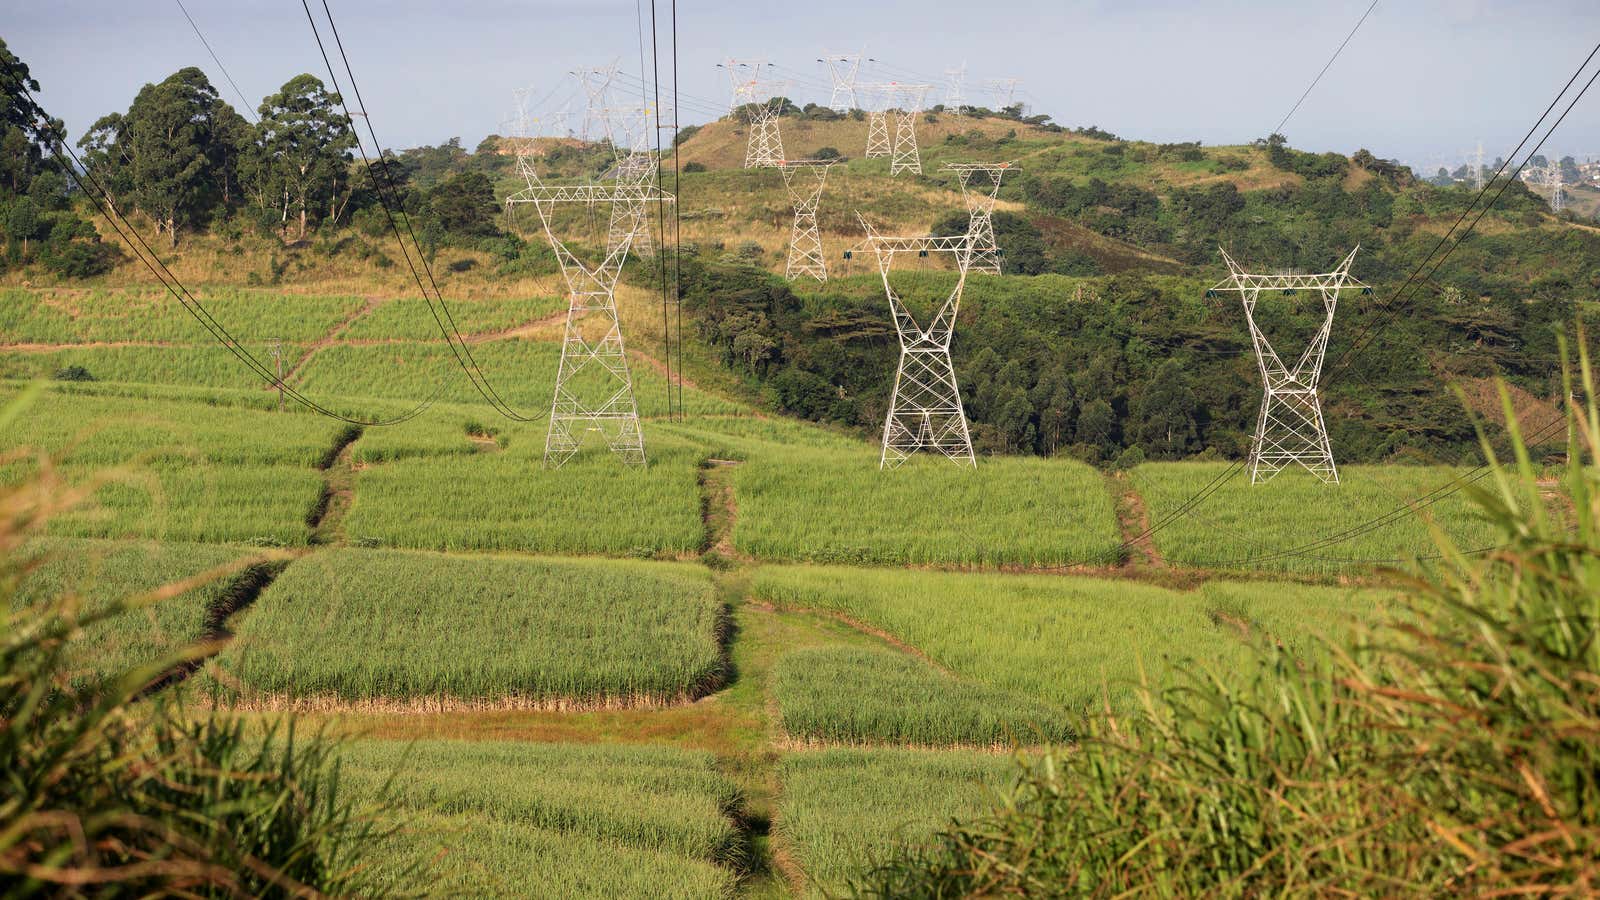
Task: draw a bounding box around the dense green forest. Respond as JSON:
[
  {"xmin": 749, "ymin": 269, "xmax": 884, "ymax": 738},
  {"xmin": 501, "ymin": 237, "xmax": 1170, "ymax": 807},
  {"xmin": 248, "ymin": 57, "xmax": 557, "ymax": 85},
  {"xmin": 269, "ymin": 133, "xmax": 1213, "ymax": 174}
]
[{"xmin": 4, "ymin": 38, "xmax": 1596, "ymax": 467}]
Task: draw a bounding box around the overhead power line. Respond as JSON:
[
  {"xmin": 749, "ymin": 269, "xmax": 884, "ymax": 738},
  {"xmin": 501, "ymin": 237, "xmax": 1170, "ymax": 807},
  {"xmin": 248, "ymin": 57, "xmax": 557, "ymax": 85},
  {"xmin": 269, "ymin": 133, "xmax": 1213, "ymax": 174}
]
[
  {"xmin": 1272, "ymin": 0, "xmax": 1380, "ymax": 137},
  {"xmin": 173, "ymin": 0, "xmax": 258, "ymax": 124},
  {"xmin": 6, "ymin": 81, "xmax": 437, "ymax": 426},
  {"xmin": 302, "ymin": 0, "xmax": 537, "ymax": 422}
]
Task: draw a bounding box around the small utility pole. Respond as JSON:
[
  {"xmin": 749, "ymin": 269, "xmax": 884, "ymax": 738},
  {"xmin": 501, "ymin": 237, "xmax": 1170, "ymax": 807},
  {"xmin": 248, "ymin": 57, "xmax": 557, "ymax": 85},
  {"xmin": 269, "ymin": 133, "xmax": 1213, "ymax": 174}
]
[{"xmin": 268, "ymin": 338, "xmax": 284, "ymax": 412}]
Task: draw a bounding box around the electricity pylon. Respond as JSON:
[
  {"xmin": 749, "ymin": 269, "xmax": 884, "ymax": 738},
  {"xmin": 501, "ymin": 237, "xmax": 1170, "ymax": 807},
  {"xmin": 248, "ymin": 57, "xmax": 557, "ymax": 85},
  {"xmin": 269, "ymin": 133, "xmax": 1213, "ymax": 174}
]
[
  {"xmin": 573, "ymin": 63, "xmax": 619, "ymax": 142},
  {"xmin": 818, "ymin": 51, "xmax": 864, "ymax": 112},
  {"xmin": 779, "ymin": 160, "xmax": 834, "ymax": 282},
  {"xmin": 504, "ymin": 97, "xmax": 675, "ymax": 468},
  {"xmin": 1473, "ymin": 141, "xmax": 1485, "ymax": 191},
  {"xmin": 986, "ymin": 77, "xmax": 1021, "ymax": 111},
  {"xmin": 859, "ymin": 83, "xmax": 892, "ymax": 158},
  {"xmin": 1210, "ymin": 247, "xmax": 1367, "ymax": 485},
  {"xmin": 853, "ymin": 215, "xmax": 977, "ymax": 468},
  {"xmin": 722, "ymin": 59, "xmax": 786, "ymax": 168},
  {"xmin": 942, "ymin": 63, "xmax": 968, "ymax": 114},
  {"xmin": 942, "ymin": 162, "xmax": 1015, "ymax": 274},
  {"xmin": 602, "ymin": 105, "xmax": 659, "ymax": 256},
  {"xmin": 889, "ymin": 84, "xmax": 931, "ymax": 176},
  {"xmin": 1549, "ymin": 159, "xmax": 1566, "ymax": 212}
]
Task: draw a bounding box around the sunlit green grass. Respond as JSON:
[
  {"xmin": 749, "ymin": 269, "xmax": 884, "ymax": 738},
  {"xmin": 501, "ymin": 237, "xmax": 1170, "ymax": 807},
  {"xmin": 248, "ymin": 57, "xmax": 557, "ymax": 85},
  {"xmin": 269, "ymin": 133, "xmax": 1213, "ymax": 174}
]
[
  {"xmin": 12, "ymin": 537, "xmax": 265, "ymax": 682},
  {"xmin": 778, "ymin": 749, "xmax": 1012, "ymax": 897},
  {"xmin": 340, "ymin": 740, "xmax": 740, "ymax": 897},
  {"xmin": 0, "ymin": 287, "xmax": 364, "ymax": 343},
  {"xmin": 338, "ymin": 294, "xmax": 567, "ymax": 341},
  {"xmin": 731, "ymin": 448, "xmax": 1121, "ymax": 567},
  {"xmin": 1132, "ymin": 462, "xmax": 1497, "ymax": 574},
  {"xmin": 754, "ymin": 564, "xmax": 1386, "ymax": 712},
  {"xmin": 218, "ymin": 549, "xmax": 725, "ymax": 704},
  {"xmin": 344, "ymin": 431, "xmax": 707, "ymax": 556},
  {"xmin": 773, "ymin": 645, "xmax": 1073, "ymax": 746}
]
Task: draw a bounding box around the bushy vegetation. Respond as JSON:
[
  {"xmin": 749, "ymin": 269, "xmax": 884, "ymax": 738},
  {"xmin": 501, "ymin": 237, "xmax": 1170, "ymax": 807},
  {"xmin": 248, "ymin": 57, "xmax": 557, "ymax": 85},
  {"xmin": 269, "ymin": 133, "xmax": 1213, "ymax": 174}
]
[
  {"xmin": 773, "ymin": 645, "xmax": 1073, "ymax": 747},
  {"xmin": 218, "ymin": 549, "xmax": 727, "ymax": 705},
  {"xmin": 856, "ymin": 363, "xmax": 1600, "ymax": 896}
]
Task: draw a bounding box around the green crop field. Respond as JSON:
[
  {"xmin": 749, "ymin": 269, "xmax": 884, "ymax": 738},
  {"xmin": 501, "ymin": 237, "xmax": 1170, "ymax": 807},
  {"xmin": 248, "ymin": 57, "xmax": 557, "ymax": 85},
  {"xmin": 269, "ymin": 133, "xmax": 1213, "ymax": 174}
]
[
  {"xmin": 337, "ymin": 740, "xmax": 741, "ymax": 897},
  {"xmin": 294, "ymin": 340, "xmax": 743, "ymax": 416},
  {"xmin": 0, "ymin": 94, "xmax": 1553, "ymax": 895},
  {"xmin": 0, "ymin": 288, "xmax": 365, "ymax": 344},
  {"xmin": 773, "ymin": 645, "xmax": 1074, "ymax": 747},
  {"xmin": 217, "ymin": 549, "xmax": 726, "ymax": 705},
  {"xmin": 337, "ymin": 294, "xmax": 568, "ymax": 340},
  {"xmin": 11, "ymin": 537, "xmax": 267, "ymax": 682},
  {"xmin": 777, "ymin": 749, "xmax": 1014, "ymax": 896},
  {"xmin": 1132, "ymin": 462, "xmax": 1498, "ymax": 574},
  {"xmin": 344, "ymin": 432, "xmax": 708, "ymax": 556},
  {"xmin": 754, "ymin": 564, "xmax": 1384, "ymax": 712},
  {"xmin": 731, "ymin": 449, "xmax": 1121, "ymax": 566},
  {"xmin": 0, "ymin": 387, "xmax": 351, "ymax": 467}
]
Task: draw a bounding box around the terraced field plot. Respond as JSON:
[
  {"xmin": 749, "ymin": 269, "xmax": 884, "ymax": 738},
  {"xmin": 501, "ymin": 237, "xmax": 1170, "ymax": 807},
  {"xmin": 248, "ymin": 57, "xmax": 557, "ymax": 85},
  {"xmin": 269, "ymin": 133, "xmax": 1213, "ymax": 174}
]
[
  {"xmin": 338, "ymin": 740, "xmax": 742, "ymax": 897},
  {"xmin": 1132, "ymin": 462, "xmax": 1497, "ymax": 574},
  {"xmin": 294, "ymin": 340, "xmax": 743, "ymax": 416},
  {"xmin": 773, "ymin": 645, "xmax": 1074, "ymax": 747},
  {"xmin": 218, "ymin": 549, "xmax": 726, "ymax": 706},
  {"xmin": 0, "ymin": 287, "xmax": 365, "ymax": 344},
  {"xmin": 777, "ymin": 749, "xmax": 1014, "ymax": 897},
  {"xmin": 345, "ymin": 433, "xmax": 708, "ymax": 556},
  {"xmin": 755, "ymin": 564, "xmax": 1386, "ymax": 712},
  {"xmin": 731, "ymin": 449, "xmax": 1121, "ymax": 566},
  {"xmin": 11, "ymin": 537, "xmax": 272, "ymax": 683}
]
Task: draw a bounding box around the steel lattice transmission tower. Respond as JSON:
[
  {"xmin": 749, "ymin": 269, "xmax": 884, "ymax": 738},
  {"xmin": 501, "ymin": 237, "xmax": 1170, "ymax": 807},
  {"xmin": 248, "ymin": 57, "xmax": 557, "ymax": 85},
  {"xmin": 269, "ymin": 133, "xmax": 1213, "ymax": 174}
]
[
  {"xmin": 573, "ymin": 64, "xmax": 619, "ymax": 142},
  {"xmin": 854, "ymin": 215, "xmax": 978, "ymax": 468},
  {"xmin": 722, "ymin": 59, "xmax": 787, "ymax": 168},
  {"xmin": 942, "ymin": 63, "xmax": 968, "ymax": 114},
  {"xmin": 818, "ymin": 51, "xmax": 864, "ymax": 112},
  {"xmin": 1210, "ymin": 247, "xmax": 1367, "ymax": 485},
  {"xmin": 942, "ymin": 162, "xmax": 1015, "ymax": 274},
  {"xmin": 504, "ymin": 96, "xmax": 675, "ymax": 468},
  {"xmin": 780, "ymin": 160, "xmax": 835, "ymax": 282},
  {"xmin": 1549, "ymin": 159, "xmax": 1566, "ymax": 213},
  {"xmin": 603, "ymin": 105, "xmax": 660, "ymax": 257},
  {"xmin": 986, "ymin": 77, "xmax": 1021, "ymax": 111},
  {"xmin": 889, "ymin": 84, "xmax": 931, "ymax": 176},
  {"xmin": 860, "ymin": 83, "xmax": 893, "ymax": 158}
]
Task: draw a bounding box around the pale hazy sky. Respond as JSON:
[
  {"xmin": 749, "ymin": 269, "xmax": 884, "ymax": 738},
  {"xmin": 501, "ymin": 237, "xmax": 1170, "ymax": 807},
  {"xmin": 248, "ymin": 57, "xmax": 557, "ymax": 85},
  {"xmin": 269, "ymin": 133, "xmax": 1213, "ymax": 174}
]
[{"xmin": 8, "ymin": 1, "xmax": 1600, "ymax": 170}]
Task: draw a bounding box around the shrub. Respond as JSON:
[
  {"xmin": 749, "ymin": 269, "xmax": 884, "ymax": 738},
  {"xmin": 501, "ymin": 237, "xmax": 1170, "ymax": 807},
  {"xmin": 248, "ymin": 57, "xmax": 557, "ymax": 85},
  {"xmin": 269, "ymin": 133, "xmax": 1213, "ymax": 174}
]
[
  {"xmin": 51, "ymin": 364, "xmax": 94, "ymax": 382},
  {"xmin": 682, "ymin": 161, "xmax": 707, "ymax": 174}
]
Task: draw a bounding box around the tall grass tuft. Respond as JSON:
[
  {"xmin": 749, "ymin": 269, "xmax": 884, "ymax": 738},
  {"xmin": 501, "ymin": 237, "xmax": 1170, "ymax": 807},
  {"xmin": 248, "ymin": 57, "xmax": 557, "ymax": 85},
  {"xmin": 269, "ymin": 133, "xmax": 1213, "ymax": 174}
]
[
  {"xmin": 856, "ymin": 338, "xmax": 1600, "ymax": 896},
  {"xmin": 0, "ymin": 390, "xmax": 402, "ymax": 896}
]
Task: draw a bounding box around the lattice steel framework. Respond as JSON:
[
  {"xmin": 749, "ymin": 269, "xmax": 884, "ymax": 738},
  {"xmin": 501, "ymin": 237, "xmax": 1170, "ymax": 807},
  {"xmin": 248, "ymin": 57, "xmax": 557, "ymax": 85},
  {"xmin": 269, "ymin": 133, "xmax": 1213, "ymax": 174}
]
[
  {"xmin": 889, "ymin": 84, "xmax": 931, "ymax": 176},
  {"xmin": 942, "ymin": 162, "xmax": 1015, "ymax": 274},
  {"xmin": 985, "ymin": 77, "xmax": 1021, "ymax": 111},
  {"xmin": 602, "ymin": 105, "xmax": 658, "ymax": 256},
  {"xmin": 780, "ymin": 160, "xmax": 835, "ymax": 282},
  {"xmin": 856, "ymin": 82, "xmax": 895, "ymax": 158},
  {"xmin": 819, "ymin": 51, "xmax": 864, "ymax": 112},
  {"xmin": 942, "ymin": 63, "xmax": 968, "ymax": 114},
  {"xmin": 505, "ymin": 96, "xmax": 675, "ymax": 469},
  {"xmin": 724, "ymin": 59, "xmax": 787, "ymax": 168},
  {"xmin": 574, "ymin": 64, "xmax": 618, "ymax": 141},
  {"xmin": 1211, "ymin": 247, "xmax": 1366, "ymax": 484},
  {"xmin": 855, "ymin": 217, "xmax": 977, "ymax": 468}
]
